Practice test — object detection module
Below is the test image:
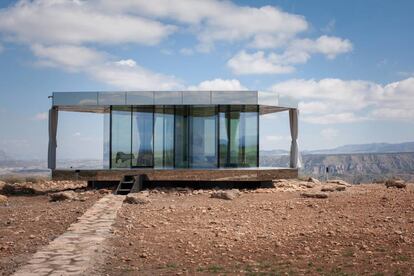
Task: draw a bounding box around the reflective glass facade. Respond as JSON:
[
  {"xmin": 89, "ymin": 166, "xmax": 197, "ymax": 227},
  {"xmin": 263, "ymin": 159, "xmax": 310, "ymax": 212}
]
[{"xmin": 110, "ymin": 105, "xmax": 259, "ymax": 169}]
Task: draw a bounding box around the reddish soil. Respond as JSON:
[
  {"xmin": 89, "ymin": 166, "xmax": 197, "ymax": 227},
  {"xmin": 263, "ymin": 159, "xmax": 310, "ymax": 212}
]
[
  {"xmin": 102, "ymin": 183, "xmax": 414, "ymax": 275},
  {"xmin": 0, "ymin": 192, "xmax": 102, "ymax": 276}
]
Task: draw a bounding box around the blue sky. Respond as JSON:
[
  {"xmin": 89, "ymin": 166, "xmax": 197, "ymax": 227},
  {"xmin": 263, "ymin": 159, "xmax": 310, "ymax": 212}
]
[{"xmin": 0, "ymin": 0, "xmax": 414, "ymax": 160}]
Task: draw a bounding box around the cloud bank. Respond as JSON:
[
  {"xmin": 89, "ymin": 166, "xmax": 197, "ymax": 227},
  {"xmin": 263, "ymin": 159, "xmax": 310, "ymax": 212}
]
[{"xmin": 271, "ymin": 77, "xmax": 414, "ymax": 123}]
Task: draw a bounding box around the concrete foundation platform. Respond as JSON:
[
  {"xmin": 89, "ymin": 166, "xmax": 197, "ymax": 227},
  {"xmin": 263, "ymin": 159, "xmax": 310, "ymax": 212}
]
[{"xmin": 52, "ymin": 168, "xmax": 298, "ymax": 182}]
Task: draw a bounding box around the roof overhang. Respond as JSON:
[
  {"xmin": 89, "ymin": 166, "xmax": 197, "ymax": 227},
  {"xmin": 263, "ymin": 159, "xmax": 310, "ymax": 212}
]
[{"xmin": 52, "ymin": 91, "xmax": 298, "ymax": 114}]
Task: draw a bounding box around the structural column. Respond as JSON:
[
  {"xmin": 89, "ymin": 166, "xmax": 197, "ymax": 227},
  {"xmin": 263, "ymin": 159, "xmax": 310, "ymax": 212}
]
[
  {"xmin": 48, "ymin": 107, "xmax": 58, "ymax": 169},
  {"xmin": 289, "ymin": 108, "xmax": 299, "ymax": 168}
]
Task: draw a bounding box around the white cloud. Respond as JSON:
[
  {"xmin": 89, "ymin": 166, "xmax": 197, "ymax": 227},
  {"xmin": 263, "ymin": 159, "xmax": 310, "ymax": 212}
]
[
  {"xmin": 0, "ymin": 0, "xmax": 353, "ymax": 88},
  {"xmin": 32, "ymin": 112, "xmax": 48, "ymax": 121},
  {"xmin": 114, "ymin": 59, "xmax": 137, "ymax": 68},
  {"xmin": 271, "ymin": 77, "xmax": 414, "ymax": 124},
  {"xmin": 92, "ymin": 60, "xmax": 182, "ymax": 90},
  {"xmin": 321, "ymin": 128, "xmax": 339, "ymax": 140},
  {"xmin": 0, "ymin": 0, "xmax": 176, "ymax": 46},
  {"xmin": 179, "ymin": 48, "xmax": 194, "ymax": 56},
  {"xmin": 228, "ymin": 36, "xmax": 352, "ymax": 75},
  {"xmin": 32, "ymin": 44, "xmax": 182, "ymax": 90},
  {"xmin": 289, "ymin": 35, "xmax": 353, "ymax": 59},
  {"xmin": 97, "ymin": 0, "xmax": 308, "ymax": 50},
  {"xmin": 31, "ymin": 44, "xmax": 106, "ymax": 70},
  {"xmin": 227, "ymin": 50, "xmax": 295, "ymax": 75},
  {"xmin": 188, "ymin": 79, "xmax": 247, "ymax": 91}
]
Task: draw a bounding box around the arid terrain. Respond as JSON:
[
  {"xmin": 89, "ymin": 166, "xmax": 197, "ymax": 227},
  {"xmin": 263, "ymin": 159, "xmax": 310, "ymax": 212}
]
[
  {"xmin": 1, "ymin": 177, "xmax": 414, "ymax": 275},
  {"xmin": 99, "ymin": 180, "xmax": 414, "ymax": 275},
  {"xmin": 0, "ymin": 178, "xmax": 104, "ymax": 276}
]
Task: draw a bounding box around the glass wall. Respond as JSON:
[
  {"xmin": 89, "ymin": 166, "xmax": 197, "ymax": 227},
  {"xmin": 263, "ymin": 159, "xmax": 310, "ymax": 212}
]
[
  {"xmin": 110, "ymin": 105, "xmax": 258, "ymax": 169},
  {"xmin": 154, "ymin": 106, "xmax": 174, "ymax": 168},
  {"xmin": 189, "ymin": 106, "xmax": 218, "ymax": 168},
  {"xmin": 132, "ymin": 106, "xmax": 153, "ymax": 167},
  {"xmin": 111, "ymin": 106, "xmax": 132, "ymax": 168},
  {"xmin": 174, "ymin": 106, "xmax": 189, "ymax": 168},
  {"xmin": 218, "ymin": 105, "xmax": 259, "ymax": 168}
]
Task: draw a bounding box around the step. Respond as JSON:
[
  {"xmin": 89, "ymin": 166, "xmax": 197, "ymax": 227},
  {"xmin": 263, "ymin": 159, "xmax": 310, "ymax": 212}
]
[{"xmin": 117, "ymin": 188, "xmax": 132, "ymax": 192}]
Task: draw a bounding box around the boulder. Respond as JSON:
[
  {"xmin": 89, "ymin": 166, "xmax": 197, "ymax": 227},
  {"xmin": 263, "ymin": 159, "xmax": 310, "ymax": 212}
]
[
  {"xmin": 385, "ymin": 179, "xmax": 406, "ymax": 189},
  {"xmin": 308, "ymin": 177, "xmax": 321, "ymax": 185},
  {"xmin": 321, "ymin": 186, "xmax": 336, "ymax": 192},
  {"xmin": 210, "ymin": 189, "xmax": 241, "ymax": 200},
  {"xmin": 49, "ymin": 191, "xmax": 79, "ymax": 202},
  {"xmin": 300, "ymin": 192, "xmax": 328, "ymax": 199},
  {"xmin": 0, "ymin": 194, "xmax": 8, "ymax": 206},
  {"xmin": 124, "ymin": 194, "xmax": 151, "ymax": 204},
  {"xmin": 321, "ymin": 185, "xmax": 346, "ymax": 192}
]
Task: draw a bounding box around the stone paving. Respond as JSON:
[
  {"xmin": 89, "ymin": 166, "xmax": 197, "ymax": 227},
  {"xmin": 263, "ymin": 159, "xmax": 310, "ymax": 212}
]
[{"xmin": 13, "ymin": 194, "xmax": 125, "ymax": 276}]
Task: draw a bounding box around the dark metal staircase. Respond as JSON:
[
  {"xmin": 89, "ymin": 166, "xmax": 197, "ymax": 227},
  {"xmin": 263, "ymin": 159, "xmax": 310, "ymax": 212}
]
[{"xmin": 115, "ymin": 175, "xmax": 143, "ymax": 195}]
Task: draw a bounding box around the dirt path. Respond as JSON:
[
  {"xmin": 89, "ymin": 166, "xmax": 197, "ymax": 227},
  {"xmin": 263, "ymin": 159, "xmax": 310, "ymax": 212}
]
[
  {"xmin": 0, "ymin": 193, "xmax": 101, "ymax": 276},
  {"xmin": 12, "ymin": 194, "xmax": 124, "ymax": 276},
  {"xmin": 102, "ymin": 183, "xmax": 414, "ymax": 275}
]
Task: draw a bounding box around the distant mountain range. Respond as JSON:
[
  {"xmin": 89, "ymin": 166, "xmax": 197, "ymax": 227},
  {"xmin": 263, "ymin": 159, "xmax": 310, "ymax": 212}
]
[
  {"xmin": 260, "ymin": 142, "xmax": 414, "ymax": 156},
  {"xmin": 305, "ymin": 142, "xmax": 414, "ymax": 155}
]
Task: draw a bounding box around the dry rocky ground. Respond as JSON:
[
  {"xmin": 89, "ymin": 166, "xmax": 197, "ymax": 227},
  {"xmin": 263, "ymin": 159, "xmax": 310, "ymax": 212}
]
[
  {"xmin": 101, "ymin": 179, "xmax": 414, "ymax": 276},
  {"xmin": 0, "ymin": 179, "xmax": 105, "ymax": 275},
  {"xmin": 1, "ymin": 178, "xmax": 413, "ymax": 276}
]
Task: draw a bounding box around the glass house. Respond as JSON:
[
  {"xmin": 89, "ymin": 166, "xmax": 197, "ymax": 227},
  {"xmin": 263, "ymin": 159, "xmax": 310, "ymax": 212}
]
[
  {"xmin": 48, "ymin": 91, "xmax": 299, "ymax": 181},
  {"xmin": 109, "ymin": 105, "xmax": 259, "ymax": 169}
]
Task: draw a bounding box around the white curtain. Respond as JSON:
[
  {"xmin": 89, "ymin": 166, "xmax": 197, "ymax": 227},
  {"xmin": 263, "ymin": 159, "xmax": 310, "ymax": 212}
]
[
  {"xmin": 48, "ymin": 107, "xmax": 58, "ymax": 169},
  {"xmin": 289, "ymin": 108, "xmax": 299, "ymax": 168}
]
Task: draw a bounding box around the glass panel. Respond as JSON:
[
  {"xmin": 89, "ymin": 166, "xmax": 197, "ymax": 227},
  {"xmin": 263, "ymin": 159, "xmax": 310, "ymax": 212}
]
[
  {"xmin": 211, "ymin": 91, "xmax": 257, "ymax": 105},
  {"xmin": 218, "ymin": 105, "xmax": 258, "ymax": 168},
  {"xmin": 154, "ymin": 106, "xmax": 174, "ymax": 168},
  {"xmin": 189, "ymin": 106, "xmax": 217, "ymax": 168},
  {"xmin": 154, "ymin": 91, "xmax": 182, "ymax": 105},
  {"xmin": 219, "ymin": 106, "xmax": 229, "ymax": 167},
  {"xmin": 53, "ymin": 92, "xmax": 98, "ymax": 106},
  {"xmin": 243, "ymin": 106, "xmax": 258, "ymax": 167},
  {"xmin": 175, "ymin": 106, "xmax": 189, "ymax": 168},
  {"xmin": 132, "ymin": 106, "xmax": 153, "ymax": 167},
  {"xmin": 111, "ymin": 106, "xmax": 131, "ymax": 168},
  {"xmin": 103, "ymin": 111, "xmax": 110, "ymax": 169},
  {"xmin": 127, "ymin": 91, "xmax": 154, "ymax": 105},
  {"xmin": 98, "ymin": 92, "xmax": 126, "ymax": 105}
]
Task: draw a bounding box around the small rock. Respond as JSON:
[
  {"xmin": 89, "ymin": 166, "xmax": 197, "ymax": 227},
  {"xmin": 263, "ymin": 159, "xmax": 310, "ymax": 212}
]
[
  {"xmin": 335, "ymin": 186, "xmax": 346, "ymax": 191},
  {"xmin": 0, "ymin": 194, "xmax": 8, "ymax": 206},
  {"xmin": 98, "ymin": 189, "xmax": 112, "ymax": 194},
  {"xmin": 49, "ymin": 191, "xmax": 79, "ymax": 202},
  {"xmin": 124, "ymin": 194, "xmax": 151, "ymax": 205},
  {"xmin": 308, "ymin": 177, "xmax": 321, "ymax": 185},
  {"xmin": 327, "ymin": 179, "xmax": 351, "ymax": 186},
  {"xmin": 385, "ymin": 179, "xmax": 406, "ymax": 189},
  {"xmin": 321, "ymin": 185, "xmax": 346, "ymax": 192},
  {"xmin": 210, "ymin": 189, "xmax": 241, "ymax": 200},
  {"xmin": 300, "ymin": 192, "xmax": 328, "ymax": 199},
  {"xmin": 321, "ymin": 186, "xmax": 336, "ymax": 192}
]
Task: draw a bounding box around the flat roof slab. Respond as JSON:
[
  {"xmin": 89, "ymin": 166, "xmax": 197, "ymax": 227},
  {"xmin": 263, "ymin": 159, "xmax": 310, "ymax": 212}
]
[{"xmin": 52, "ymin": 91, "xmax": 298, "ymax": 111}]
